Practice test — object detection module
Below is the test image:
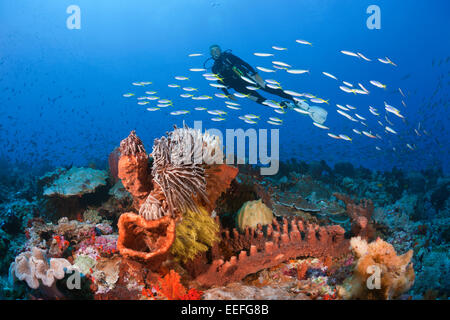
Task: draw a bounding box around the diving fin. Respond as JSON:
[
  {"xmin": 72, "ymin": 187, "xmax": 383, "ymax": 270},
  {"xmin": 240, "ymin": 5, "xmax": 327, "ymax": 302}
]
[
  {"xmin": 294, "ymin": 99, "xmax": 327, "ymax": 124},
  {"xmin": 308, "ymin": 106, "xmax": 328, "ymax": 124}
]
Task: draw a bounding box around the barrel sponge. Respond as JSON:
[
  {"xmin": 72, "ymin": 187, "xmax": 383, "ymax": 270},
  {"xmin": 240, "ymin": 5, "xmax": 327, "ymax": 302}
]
[
  {"xmin": 9, "ymin": 247, "xmax": 74, "ymax": 289},
  {"xmin": 236, "ymin": 199, "xmax": 274, "ymax": 232}
]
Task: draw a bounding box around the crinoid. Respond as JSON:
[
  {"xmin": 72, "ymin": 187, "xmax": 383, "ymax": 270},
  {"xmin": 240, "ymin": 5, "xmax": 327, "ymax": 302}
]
[
  {"xmin": 151, "ymin": 125, "xmax": 222, "ymax": 216},
  {"xmin": 119, "ymin": 130, "xmax": 147, "ymax": 159}
]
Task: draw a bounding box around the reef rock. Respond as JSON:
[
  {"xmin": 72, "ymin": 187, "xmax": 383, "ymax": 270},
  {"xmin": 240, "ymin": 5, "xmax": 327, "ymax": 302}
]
[
  {"xmin": 203, "ymin": 282, "xmax": 307, "ymax": 300},
  {"xmin": 334, "ymin": 193, "xmax": 375, "ymax": 240},
  {"xmin": 108, "ymin": 181, "xmax": 132, "ymax": 202}
]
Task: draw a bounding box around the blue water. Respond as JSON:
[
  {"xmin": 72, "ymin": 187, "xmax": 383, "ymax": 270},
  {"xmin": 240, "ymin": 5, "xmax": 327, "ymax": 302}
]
[{"xmin": 1, "ymin": 0, "xmax": 449, "ymax": 174}]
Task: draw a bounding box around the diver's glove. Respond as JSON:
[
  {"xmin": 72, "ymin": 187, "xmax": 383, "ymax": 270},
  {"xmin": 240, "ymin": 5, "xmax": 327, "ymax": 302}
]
[{"xmin": 280, "ymin": 101, "xmax": 296, "ymax": 110}]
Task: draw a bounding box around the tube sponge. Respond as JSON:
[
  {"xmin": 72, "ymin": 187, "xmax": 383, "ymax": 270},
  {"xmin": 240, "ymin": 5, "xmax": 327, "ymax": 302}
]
[{"xmin": 170, "ymin": 206, "xmax": 219, "ymax": 262}]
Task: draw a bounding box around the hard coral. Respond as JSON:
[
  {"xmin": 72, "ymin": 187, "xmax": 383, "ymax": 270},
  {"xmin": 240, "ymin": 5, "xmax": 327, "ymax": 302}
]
[
  {"xmin": 26, "ymin": 217, "xmax": 111, "ymax": 252},
  {"xmin": 43, "ymin": 167, "xmax": 108, "ymax": 198},
  {"xmin": 338, "ymin": 237, "xmax": 415, "ymax": 300},
  {"xmin": 275, "ymin": 192, "xmax": 320, "ymax": 213},
  {"xmin": 41, "ymin": 167, "xmax": 110, "ymax": 220},
  {"xmin": 117, "ymin": 213, "xmax": 175, "ymax": 268}
]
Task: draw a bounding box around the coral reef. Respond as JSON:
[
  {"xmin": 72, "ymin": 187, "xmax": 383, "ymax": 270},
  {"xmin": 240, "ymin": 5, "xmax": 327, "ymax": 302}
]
[
  {"xmin": 338, "ymin": 237, "xmax": 415, "ymax": 300},
  {"xmin": 413, "ymin": 249, "xmax": 449, "ymax": 298},
  {"xmin": 25, "ymin": 216, "xmax": 114, "ymax": 252},
  {"xmin": 0, "ymin": 198, "xmax": 38, "ymax": 274},
  {"xmin": 203, "ymin": 256, "xmax": 341, "ymax": 300},
  {"xmin": 83, "ymin": 208, "xmax": 103, "ymax": 224},
  {"xmin": 2, "ymin": 128, "xmax": 448, "ymax": 301}
]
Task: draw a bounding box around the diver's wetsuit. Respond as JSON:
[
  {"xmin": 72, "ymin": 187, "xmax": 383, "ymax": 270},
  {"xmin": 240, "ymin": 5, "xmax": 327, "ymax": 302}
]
[{"xmin": 211, "ymin": 51, "xmax": 294, "ymax": 104}]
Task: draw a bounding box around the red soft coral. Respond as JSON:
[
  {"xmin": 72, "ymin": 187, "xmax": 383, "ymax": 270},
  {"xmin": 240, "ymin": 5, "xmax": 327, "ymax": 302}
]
[
  {"xmin": 181, "ymin": 288, "xmax": 203, "ymax": 300},
  {"xmin": 157, "ymin": 270, "xmax": 186, "ymax": 300}
]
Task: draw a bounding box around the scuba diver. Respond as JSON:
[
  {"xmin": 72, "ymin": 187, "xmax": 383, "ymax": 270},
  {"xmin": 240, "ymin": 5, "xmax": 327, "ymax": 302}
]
[{"xmin": 206, "ymin": 44, "xmax": 327, "ymax": 124}]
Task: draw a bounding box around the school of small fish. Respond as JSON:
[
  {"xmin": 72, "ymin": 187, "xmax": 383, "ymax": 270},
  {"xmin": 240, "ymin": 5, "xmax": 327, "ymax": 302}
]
[{"xmin": 121, "ymin": 38, "xmax": 427, "ymax": 155}]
